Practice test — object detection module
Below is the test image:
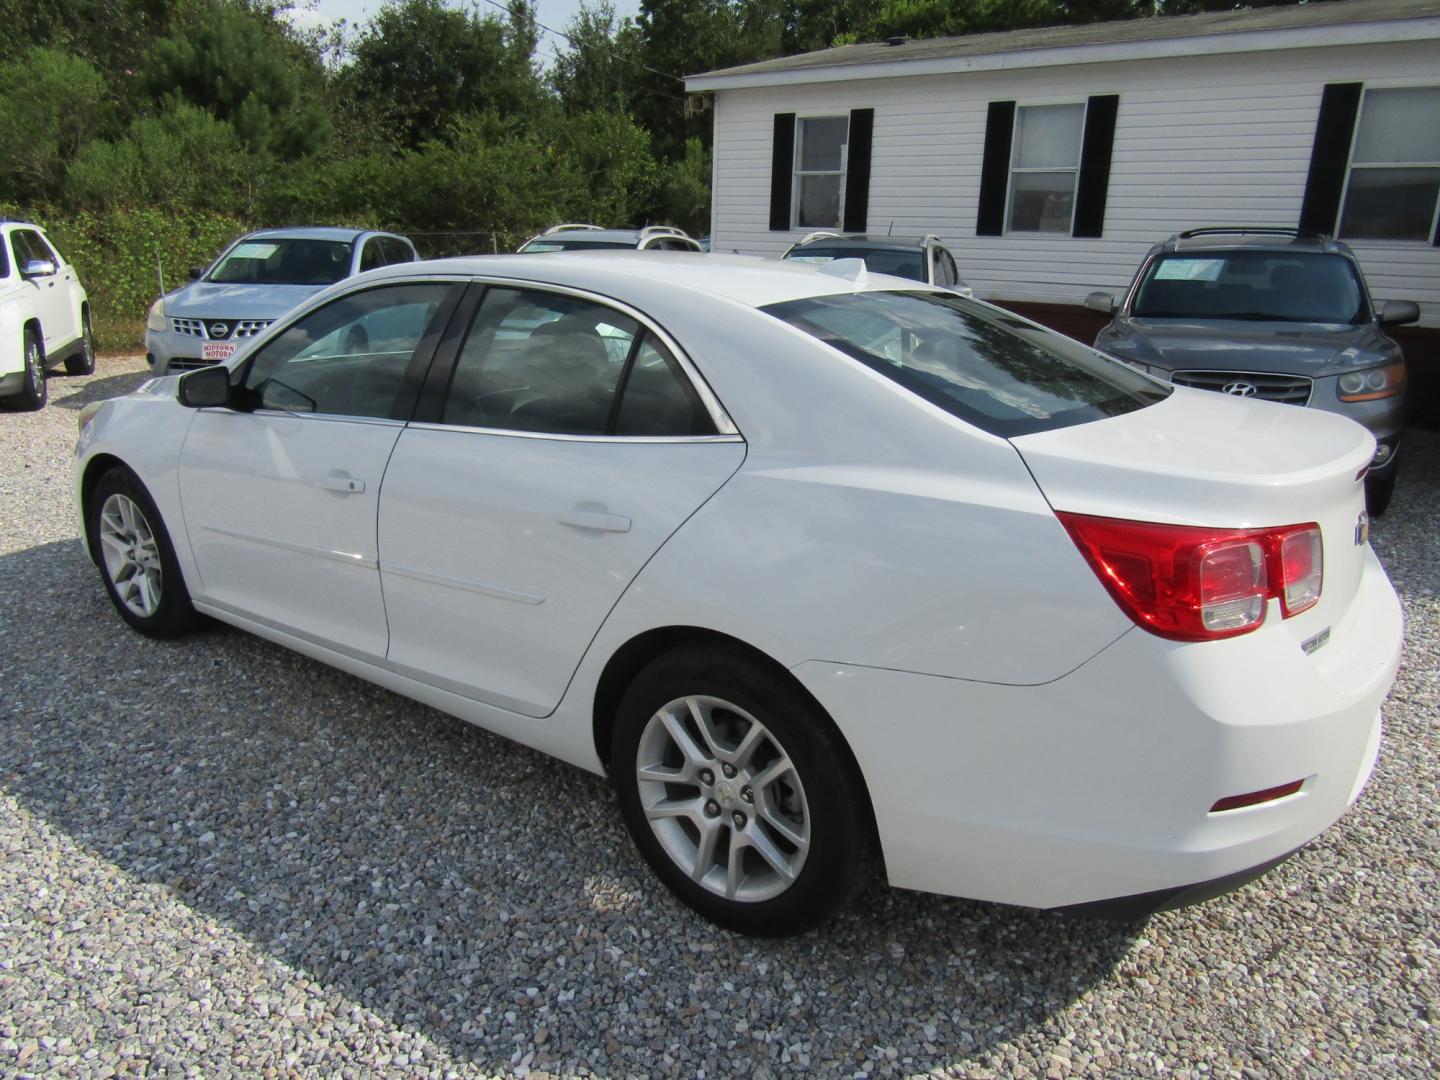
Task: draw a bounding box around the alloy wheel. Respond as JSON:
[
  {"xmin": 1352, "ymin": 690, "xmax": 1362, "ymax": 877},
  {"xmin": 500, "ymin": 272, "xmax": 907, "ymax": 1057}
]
[
  {"xmin": 98, "ymin": 493, "xmax": 163, "ymax": 618},
  {"xmin": 635, "ymin": 695, "xmax": 810, "ymax": 902}
]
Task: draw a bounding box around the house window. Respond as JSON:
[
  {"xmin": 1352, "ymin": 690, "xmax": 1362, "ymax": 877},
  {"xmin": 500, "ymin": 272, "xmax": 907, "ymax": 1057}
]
[
  {"xmin": 1339, "ymin": 87, "xmax": 1440, "ymax": 241},
  {"xmin": 1007, "ymin": 104, "xmax": 1085, "ymax": 234},
  {"xmin": 793, "ymin": 116, "xmax": 849, "ymax": 229}
]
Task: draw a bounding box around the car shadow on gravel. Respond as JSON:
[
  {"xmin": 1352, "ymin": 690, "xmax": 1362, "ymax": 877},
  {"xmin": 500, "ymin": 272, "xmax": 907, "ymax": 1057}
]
[
  {"xmin": 0, "ymin": 537, "xmax": 1149, "ymax": 1076},
  {"xmin": 46, "ymin": 369, "xmax": 156, "ymax": 410}
]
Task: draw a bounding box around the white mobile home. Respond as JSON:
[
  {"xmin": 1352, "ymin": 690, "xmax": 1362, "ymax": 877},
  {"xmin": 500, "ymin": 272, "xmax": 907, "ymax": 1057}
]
[{"xmin": 685, "ymin": 0, "xmax": 1440, "ymax": 346}]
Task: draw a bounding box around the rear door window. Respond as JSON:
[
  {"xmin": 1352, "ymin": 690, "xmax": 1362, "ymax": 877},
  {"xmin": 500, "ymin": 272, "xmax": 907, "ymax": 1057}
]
[
  {"xmin": 440, "ymin": 288, "xmax": 716, "ymax": 437},
  {"xmin": 765, "ymin": 290, "xmax": 1169, "ymax": 437}
]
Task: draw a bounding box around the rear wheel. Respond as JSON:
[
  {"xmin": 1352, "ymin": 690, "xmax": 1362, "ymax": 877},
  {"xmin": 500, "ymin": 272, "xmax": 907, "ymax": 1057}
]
[
  {"xmin": 612, "ymin": 645, "xmax": 874, "ymax": 935},
  {"xmin": 65, "ymin": 309, "xmax": 95, "ymax": 375},
  {"xmin": 89, "ymin": 468, "xmax": 204, "ymax": 637}
]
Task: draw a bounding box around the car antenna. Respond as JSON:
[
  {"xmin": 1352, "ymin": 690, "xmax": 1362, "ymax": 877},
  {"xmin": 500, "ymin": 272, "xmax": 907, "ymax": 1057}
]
[
  {"xmin": 155, "ymin": 252, "xmax": 166, "ymax": 297},
  {"xmin": 888, "ymin": 221, "xmax": 894, "ymax": 236}
]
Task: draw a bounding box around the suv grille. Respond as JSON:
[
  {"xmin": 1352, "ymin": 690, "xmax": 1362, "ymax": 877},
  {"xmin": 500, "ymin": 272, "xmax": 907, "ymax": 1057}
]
[
  {"xmin": 1170, "ymin": 370, "xmax": 1312, "ymax": 406},
  {"xmin": 167, "ymin": 357, "xmax": 212, "ymax": 372},
  {"xmin": 169, "ymin": 317, "xmax": 272, "ymax": 339}
]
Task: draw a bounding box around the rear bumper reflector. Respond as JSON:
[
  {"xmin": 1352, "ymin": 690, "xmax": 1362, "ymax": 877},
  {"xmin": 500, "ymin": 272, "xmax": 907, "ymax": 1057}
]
[{"xmin": 1210, "ymin": 779, "xmax": 1305, "ymax": 813}]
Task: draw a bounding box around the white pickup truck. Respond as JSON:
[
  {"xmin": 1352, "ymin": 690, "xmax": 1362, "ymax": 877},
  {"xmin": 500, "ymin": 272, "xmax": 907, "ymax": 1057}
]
[{"xmin": 1, "ymin": 219, "xmax": 94, "ymax": 410}]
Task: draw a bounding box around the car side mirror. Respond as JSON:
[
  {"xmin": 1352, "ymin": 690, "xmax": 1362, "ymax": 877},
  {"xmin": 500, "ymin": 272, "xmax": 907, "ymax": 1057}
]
[
  {"xmin": 177, "ymin": 365, "xmax": 232, "ymax": 408},
  {"xmin": 1379, "ymin": 300, "xmax": 1420, "ymax": 327},
  {"xmin": 1084, "ymin": 291, "xmax": 1116, "ymax": 316},
  {"xmin": 21, "ymin": 258, "xmax": 57, "ymax": 278},
  {"xmin": 188, "ymin": 266, "xmax": 204, "ymax": 280}
]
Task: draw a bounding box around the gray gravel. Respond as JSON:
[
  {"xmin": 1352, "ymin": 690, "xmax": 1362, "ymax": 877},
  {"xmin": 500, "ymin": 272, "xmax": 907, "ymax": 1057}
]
[{"xmin": 1, "ymin": 353, "xmax": 1437, "ymax": 1079}]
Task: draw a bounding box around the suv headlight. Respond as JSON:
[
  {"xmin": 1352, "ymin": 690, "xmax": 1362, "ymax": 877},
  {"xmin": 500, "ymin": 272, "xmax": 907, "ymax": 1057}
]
[
  {"xmin": 1337, "ymin": 362, "xmax": 1405, "ymax": 402},
  {"xmin": 146, "ymin": 298, "xmax": 167, "ymax": 333}
]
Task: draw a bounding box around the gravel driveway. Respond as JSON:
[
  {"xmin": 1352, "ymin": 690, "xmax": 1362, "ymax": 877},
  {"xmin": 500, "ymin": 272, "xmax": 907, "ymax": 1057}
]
[{"xmin": 2, "ymin": 354, "xmax": 1436, "ymax": 1079}]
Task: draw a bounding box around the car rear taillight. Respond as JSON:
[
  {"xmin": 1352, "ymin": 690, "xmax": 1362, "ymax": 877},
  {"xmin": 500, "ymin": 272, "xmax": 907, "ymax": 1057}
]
[{"xmin": 1058, "ymin": 514, "xmax": 1323, "ymax": 642}]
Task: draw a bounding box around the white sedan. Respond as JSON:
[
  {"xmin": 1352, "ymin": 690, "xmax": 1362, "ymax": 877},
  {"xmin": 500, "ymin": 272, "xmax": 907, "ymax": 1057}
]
[{"xmin": 73, "ymin": 253, "xmax": 1401, "ymax": 935}]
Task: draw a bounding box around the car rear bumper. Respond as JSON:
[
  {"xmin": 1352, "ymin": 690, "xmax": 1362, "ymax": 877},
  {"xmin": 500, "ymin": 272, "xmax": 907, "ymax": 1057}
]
[{"xmin": 792, "ymin": 546, "xmax": 1400, "ymax": 910}]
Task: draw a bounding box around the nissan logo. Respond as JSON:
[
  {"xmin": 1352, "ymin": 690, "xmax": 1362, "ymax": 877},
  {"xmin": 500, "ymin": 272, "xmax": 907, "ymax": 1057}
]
[
  {"xmin": 1222, "ymin": 381, "xmax": 1258, "ymax": 397},
  {"xmin": 208, "ymin": 322, "xmax": 229, "ymax": 338}
]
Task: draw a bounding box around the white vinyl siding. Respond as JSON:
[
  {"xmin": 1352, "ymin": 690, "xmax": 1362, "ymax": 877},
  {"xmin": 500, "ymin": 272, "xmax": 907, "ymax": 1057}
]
[{"xmin": 707, "ymin": 39, "xmax": 1440, "ymax": 326}]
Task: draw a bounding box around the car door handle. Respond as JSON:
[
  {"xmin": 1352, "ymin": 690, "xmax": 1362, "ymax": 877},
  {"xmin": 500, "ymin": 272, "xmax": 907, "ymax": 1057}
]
[
  {"xmin": 317, "ymin": 476, "xmax": 366, "ymax": 494},
  {"xmin": 555, "ymin": 509, "xmax": 631, "ymax": 533}
]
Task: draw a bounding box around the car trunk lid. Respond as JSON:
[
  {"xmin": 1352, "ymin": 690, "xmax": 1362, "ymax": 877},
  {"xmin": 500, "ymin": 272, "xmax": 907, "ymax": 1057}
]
[{"xmin": 1010, "ymin": 386, "xmax": 1375, "ymax": 635}]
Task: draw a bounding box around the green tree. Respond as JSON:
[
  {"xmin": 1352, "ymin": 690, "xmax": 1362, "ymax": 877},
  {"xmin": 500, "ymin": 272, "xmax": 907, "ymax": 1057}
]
[
  {"xmin": 341, "ymin": 0, "xmax": 543, "ymax": 150},
  {"xmin": 551, "ymin": 2, "xmax": 645, "ymax": 115},
  {"xmin": 654, "ymin": 137, "xmax": 712, "ymax": 237},
  {"xmin": 0, "ymin": 47, "xmax": 113, "ymax": 203},
  {"xmin": 66, "ymin": 100, "xmax": 252, "ymax": 214},
  {"xmin": 141, "ymin": 3, "xmax": 332, "ymax": 159}
]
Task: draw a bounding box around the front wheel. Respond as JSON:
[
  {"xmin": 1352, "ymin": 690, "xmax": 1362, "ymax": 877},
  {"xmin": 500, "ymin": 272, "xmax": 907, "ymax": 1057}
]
[
  {"xmin": 89, "ymin": 467, "xmax": 204, "ymax": 637},
  {"xmin": 16, "ymin": 328, "xmax": 47, "ymax": 410},
  {"xmin": 65, "ymin": 309, "xmax": 95, "ymax": 376},
  {"xmin": 612, "ymin": 645, "xmax": 875, "ymax": 936},
  {"xmin": 1366, "ymin": 464, "xmax": 1397, "ymax": 518}
]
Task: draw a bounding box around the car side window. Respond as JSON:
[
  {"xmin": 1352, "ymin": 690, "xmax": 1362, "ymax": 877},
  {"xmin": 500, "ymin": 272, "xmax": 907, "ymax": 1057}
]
[
  {"xmin": 613, "ymin": 336, "xmax": 716, "ymax": 436},
  {"xmin": 935, "ymin": 249, "xmax": 959, "ymax": 288},
  {"xmin": 0, "ymin": 234, "xmax": 10, "ymax": 278},
  {"xmin": 242, "ymin": 283, "xmax": 452, "ymax": 419},
  {"xmin": 12, "ymin": 229, "xmax": 57, "ymax": 270},
  {"xmin": 358, "ymin": 239, "xmax": 386, "ymax": 272},
  {"xmin": 384, "ymin": 237, "xmax": 416, "ymax": 264},
  {"xmin": 442, "ymin": 288, "xmax": 638, "ymax": 434}
]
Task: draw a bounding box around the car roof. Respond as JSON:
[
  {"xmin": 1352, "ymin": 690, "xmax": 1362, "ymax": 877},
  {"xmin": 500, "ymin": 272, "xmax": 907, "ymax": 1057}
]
[
  {"xmin": 531, "ymin": 229, "xmax": 649, "ymax": 245},
  {"xmin": 352, "ymin": 251, "xmax": 941, "ymax": 309},
  {"xmin": 790, "ymin": 233, "xmax": 936, "ymax": 252},
  {"xmin": 243, "ymin": 227, "xmax": 383, "ymax": 243}
]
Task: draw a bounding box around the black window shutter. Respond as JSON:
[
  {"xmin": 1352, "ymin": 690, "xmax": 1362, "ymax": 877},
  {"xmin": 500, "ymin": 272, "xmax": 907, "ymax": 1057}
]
[
  {"xmin": 1073, "ymin": 95, "xmax": 1119, "ymax": 239},
  {"xmin": 770, "ymin": 113, "xmax": 796, "ymax": 232},
  {"xmin": 843, "ymin": 108, "xmax": 874, "ymax": 233},
  {"xmin": 976, "ymin": 101, "xmax": 1016, "ymax": 237},
  {"xmin": 1299, "ymin": 83, "xmax": 1363, "ymax": 235}
]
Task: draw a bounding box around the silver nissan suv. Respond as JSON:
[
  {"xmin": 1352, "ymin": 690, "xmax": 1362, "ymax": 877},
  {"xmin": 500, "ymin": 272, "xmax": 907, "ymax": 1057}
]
[{"xmin": 1088, "ymin": 227, "xmax": 1418, "ymax": 515}]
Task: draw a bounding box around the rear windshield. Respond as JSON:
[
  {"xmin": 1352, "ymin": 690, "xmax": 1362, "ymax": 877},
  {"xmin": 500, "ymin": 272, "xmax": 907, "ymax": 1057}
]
[
  {"xmin": 519, "ymin": 239, "xmax": 635, "ymax": 252},
  {"xmin": 209, "ymin": 238, "xmax": 354, "ymax": 286},
  {"xmin": 1132, "ymin": 251, "xmax": 1369, "ymax": 323},
  {"xmin": 787, "ymin": 247, "xmax": 927, "ymax": 283},
  {"xmin": 764, "ymin": 290, "xmax": 1169, "ymax": 437}
]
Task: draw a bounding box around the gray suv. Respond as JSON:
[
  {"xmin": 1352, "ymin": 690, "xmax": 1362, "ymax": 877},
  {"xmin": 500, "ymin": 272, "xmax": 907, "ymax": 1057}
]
[{"xmin": 1088, "ymin": 228, "xmax": 1418, "ymax": 515}]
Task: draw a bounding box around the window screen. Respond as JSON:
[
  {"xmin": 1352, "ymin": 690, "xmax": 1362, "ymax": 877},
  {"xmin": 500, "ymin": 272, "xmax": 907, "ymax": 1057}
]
[
  {"xmin": 1340, "ymin": 87, "xmax": 1440, "ymax": 241},
  {"xmin": 1008, "ymin": 104, "xmax": 1085, "ymax": 234},
  {"xmin": 793, "ymin": 116, "xmax": 849, "ymax": 229}
]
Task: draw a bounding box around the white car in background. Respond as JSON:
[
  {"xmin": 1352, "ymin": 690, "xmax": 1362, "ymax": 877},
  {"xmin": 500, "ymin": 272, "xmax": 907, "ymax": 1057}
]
[
  {"xmin": 1, "ymin": 219, "xmax": 94, "ymax": 410},
  {"xmin": 74, "ymin": 253, "xmax": 1400, "ymax": 935}
]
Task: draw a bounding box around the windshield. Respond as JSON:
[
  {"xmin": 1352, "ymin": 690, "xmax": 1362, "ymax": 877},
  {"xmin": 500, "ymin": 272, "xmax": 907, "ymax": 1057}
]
[
  {"xmin": 764, "ymin": 291, "xmax": 1169, "ymax": 437},
  {"xmin": 787, "ymin": 246, "xmax": 927, "ymax": 283},
  {"xmin": 519, "ymin": 239, "xmax": 636, "ymax": 252},
  {"xmin": 208, "ymin": 238, "xmax": 354, "ymax": 286},
  {"xmin": 1131, "ymin": 251, "xmax": 1368, "ymax": 323}
]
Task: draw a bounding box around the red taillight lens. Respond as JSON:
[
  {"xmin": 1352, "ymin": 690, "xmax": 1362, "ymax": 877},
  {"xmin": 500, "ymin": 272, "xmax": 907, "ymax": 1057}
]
[
  {"xmin": 1058, "ymin": 513, "xmax": 1323, "ymax": 642},
  {"xmin": 1278, "ymin": 526, "xmax": 1323, "ymax": 616}
]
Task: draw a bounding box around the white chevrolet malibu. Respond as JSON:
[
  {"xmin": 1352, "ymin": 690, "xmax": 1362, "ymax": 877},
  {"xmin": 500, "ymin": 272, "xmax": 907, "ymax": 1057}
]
[{"xmin": 73, "ymin": 253, "xmax": 1401, "ymax": 935}]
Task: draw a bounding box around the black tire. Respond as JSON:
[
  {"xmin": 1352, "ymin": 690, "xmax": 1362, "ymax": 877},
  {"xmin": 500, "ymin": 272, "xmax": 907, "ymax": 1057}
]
[
  {"xmin": 16, "ymin": 328, "xmax": 47, "ymax": 410},
  {"xmin": 611, "ymin": 644, "xmax": 876, "ymax": 936},
  {"xmin": 88, "ymin": 467, "xmax": 205, "ymax": 638},
  {"xmin": 1366, "ymin": 465, "xmax": 1398, "ymax": 518},
  {"xmin": 65, "ymin": 308, "xmax": 96, "ymax": 376}
]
